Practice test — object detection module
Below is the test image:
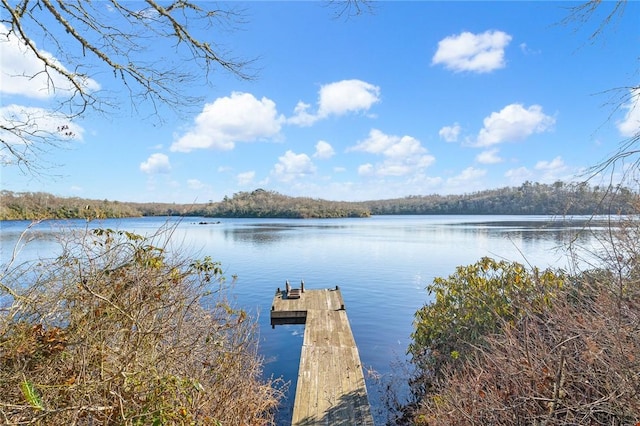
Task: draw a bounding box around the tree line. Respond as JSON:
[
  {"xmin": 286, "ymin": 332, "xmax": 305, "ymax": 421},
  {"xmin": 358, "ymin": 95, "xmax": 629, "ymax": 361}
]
[
  {"xmin": 1, "ymin": 181, "xmax": 638, "ymax": 221},
  {"xmin": 193, "ymin": 188, "xmax": 371, "ymax": 219},
  {"xmin": 364, "ymin": 181, "xmax": 638, "ymax": 215}
]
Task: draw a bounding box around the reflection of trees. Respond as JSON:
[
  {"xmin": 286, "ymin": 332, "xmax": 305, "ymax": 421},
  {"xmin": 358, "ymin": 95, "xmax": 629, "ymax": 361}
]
[
  {"xmin": 222, "ymin": 223, "xmax": 349, "ymax": 245},
  {"xmin": 223, "ymin": 226, "xmax": 290, "ymax": 244},
  {"xmin": 451, "ymin": 220, "xmax": 611, "ymax": 243}
]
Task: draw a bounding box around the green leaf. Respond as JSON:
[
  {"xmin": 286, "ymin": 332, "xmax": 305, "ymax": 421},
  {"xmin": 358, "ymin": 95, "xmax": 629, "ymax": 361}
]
[{"xmin": 20, "ymin": 378, "xmax": 43, "ymax": 410}]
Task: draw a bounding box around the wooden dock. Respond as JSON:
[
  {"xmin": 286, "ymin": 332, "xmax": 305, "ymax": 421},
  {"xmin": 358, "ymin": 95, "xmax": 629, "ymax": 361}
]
[{"xmin": 271, "ymin": 284, "xmax": 374, "ymax": 426}]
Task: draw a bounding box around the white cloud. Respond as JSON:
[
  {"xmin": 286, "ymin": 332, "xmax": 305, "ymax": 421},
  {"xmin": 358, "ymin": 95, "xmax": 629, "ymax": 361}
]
[
  {"xmin": 505, "ymin": 166, "xmax": 532, "ymax": 184},
  {"xmin": 617, "ymin": 88, "xmax": 640, "ymax": 137},
  {"xmin": 446, "ymin": 167, "xmax": 487, "ymax": 188},
  {"xmin": 534, "ymin": 156, "xmax": 565, "ymax": 171},
  {"xmin": 476, "ymin": 103, "xmax": 555, "ymax": 147},
  {"xmin": 349, "ymin": 129, "xmax": 435, "ymax": 177},
  {"xmin": 318, "ymin": 80, "xmax": 380, "ymax": 117},
  {"xmin": 349, "ymin": 128, "xmax": 394, "ymax": 154},
  {"xmin": 519, "ymin": 42, "xmax": 540, "ymax": 55},
  {"xmin": 272, "ymin": 150, "xmax": 317, "ymax": 182},
  {"xmin": 439, "ymin": 123, "xmax": 461, "ymax": 142},
  {"xmin": 0, "ymin": 23, "xmax": 100, "ymax": 99},
  {"xmin": 140, "ymin": 153, "xmax": 171, "ymax": 174},
  {"xmin": 288, "ymin": 79, "xmax": 380, "ymax": 126},
  {"xmin": 288, "ymin": 101, "xmax": 317, "ymax": 126},
  {"xmin": 358, "ymin": 163, "xmax": 374, "ymax": 176},
  {"xmin": 171, "ymin": 92, "xmax": 283, "ymax": 152},
  {"xmin": 504, "ymin": 158, "xmax": 569, "ymax": 185},
  {"xmin": 237, "ymin": 171, "xmax": 256, "ymax": 186},
  {"xmin": 432, "ymin": 30, "xmax": 512, "ymax": 73},
  {"xmin": 476, "ymin": 148, "xmax": 503, "ymax": 164},
  {"xmin": 534, "ymin": 156, "xmax": 570, "ymax": 183},
  {"xmin": 313, "ymin": 140, "xmax": 335, "ymax": 159},
  {"xmin": 349, "ymin": 129, "xmax": 428, "ymax": 159},
  {"xmin": 187, "ymin": 179, "xmax": 205, "ymax": 189}
]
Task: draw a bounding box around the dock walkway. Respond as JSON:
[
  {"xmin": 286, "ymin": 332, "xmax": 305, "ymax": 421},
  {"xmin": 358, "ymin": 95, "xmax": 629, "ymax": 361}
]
[{"xmin": 271, "ymin": 285, "xmax": 374, "ymax": 426}]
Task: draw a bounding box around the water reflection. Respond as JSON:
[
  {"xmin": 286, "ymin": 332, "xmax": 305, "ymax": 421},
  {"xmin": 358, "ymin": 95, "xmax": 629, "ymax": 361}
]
[
  {"xmin": 221, "ymin": 221, "xmax": 353, "ymax": 245},
  {"xmin": 223, "ymin": 227, "xmax": 290, "ymax": 244}
]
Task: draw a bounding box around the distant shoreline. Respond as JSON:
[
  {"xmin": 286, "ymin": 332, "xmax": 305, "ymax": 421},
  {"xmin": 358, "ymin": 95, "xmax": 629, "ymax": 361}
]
[{"xmin": 2, "ymin": 182, "xmax": 638, "ymax": 221}]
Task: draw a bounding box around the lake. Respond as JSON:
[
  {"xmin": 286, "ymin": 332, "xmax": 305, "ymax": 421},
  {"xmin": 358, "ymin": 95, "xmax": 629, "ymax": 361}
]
[{"xmin": 0, "ymin": 215, "xmax": 609, "ymax": 424}]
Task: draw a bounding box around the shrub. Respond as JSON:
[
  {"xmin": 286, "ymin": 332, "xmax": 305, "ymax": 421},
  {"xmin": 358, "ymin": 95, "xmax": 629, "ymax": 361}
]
[
  {"xmin": 0, "ymin": 226, "xmax": 283, "ymax": 425},
  {"xmin": 408, "ymin": 257, "xmax": 564, "ymax": 396},
  {"xmin": 413, "ymin": 276, "xmax": 640, "ymax": 425}
]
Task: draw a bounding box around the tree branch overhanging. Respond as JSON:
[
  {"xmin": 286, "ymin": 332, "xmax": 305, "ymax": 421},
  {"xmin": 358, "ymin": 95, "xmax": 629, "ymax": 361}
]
[{"xmin": 0, "ymin": 0, "xmax": 253, "ymax": 171}]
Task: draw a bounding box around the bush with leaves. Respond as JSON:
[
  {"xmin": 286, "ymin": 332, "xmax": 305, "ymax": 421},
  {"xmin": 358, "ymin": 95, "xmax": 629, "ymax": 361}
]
[
  {"xmin": 0, "ymin": 226, "xmax": 283, "ymax": 425},
  {"xmin": 412, "ymin": 271, "xmax": 640, "ymax": 425},
  {"xmin": 408, "ymin": 257, "xmax": 564, "ymax": 395}
]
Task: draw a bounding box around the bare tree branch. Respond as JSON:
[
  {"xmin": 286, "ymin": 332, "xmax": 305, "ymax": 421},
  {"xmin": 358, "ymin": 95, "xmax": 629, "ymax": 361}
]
[
  {"xmin": 561, "ymin": 1, "xmax": 640, "ymax": 186},
  {"xmin": 325, "ymin": 0, "xmax": 375, "ymax": 19},
  {"xmin": 0, "ymin": 0, "xmax": 253, "ymax": 172},
  {"xmin": 561, "ymin": 0, "xmax": 628, "ymax": 42}
]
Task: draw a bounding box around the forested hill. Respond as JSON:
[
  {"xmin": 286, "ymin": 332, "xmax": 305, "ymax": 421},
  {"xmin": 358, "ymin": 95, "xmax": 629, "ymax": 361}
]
[
  {"xmin": 0, "ymin": 189, "xmax": 370, "ymax": 220},
  {"xmin": 364, "ymin": 181, "xmax": 637, "ymax": 215},
  {"xmin": 1, "ymin": 182, "xmax": 637, "ymax": 220}
]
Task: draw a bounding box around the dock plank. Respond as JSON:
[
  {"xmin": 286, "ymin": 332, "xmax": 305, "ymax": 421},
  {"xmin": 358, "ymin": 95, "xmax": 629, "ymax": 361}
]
[{"xmin": 271, "ymin": 287, "xmax": 374, "ymax": 426}]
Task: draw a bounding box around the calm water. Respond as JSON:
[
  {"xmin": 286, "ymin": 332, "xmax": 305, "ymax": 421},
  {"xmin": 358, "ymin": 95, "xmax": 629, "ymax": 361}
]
[{"xmin": 0, "ymin": 215, "xmax": 607, "ymax": 424}]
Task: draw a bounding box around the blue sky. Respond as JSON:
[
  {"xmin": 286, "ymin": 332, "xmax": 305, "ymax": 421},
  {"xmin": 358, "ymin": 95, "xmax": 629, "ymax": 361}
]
[{"xmin": 2, "ymin": 1, "xmax": 639, "ymax": 203}]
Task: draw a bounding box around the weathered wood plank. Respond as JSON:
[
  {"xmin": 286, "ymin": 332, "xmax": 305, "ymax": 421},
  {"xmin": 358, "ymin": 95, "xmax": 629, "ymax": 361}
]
[{"xmin": 271, "ymin": 287, "xmax": 374, "ymax": 426}]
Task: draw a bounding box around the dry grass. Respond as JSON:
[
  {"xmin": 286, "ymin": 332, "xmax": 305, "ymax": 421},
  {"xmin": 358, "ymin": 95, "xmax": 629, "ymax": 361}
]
[{"xmin": 0, "ymin": 226, "xmax": 284, "ymax": 425}]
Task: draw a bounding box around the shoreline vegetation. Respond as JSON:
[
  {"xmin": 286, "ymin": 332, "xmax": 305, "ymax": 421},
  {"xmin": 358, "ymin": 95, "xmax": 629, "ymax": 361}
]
[
  {"xmin": 0, "ymin": 227, "xmax": 284, "ymax": 424},
  {"xmin": 1, "ymin": 181, "xmax": 638, "ymax": 221}
]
